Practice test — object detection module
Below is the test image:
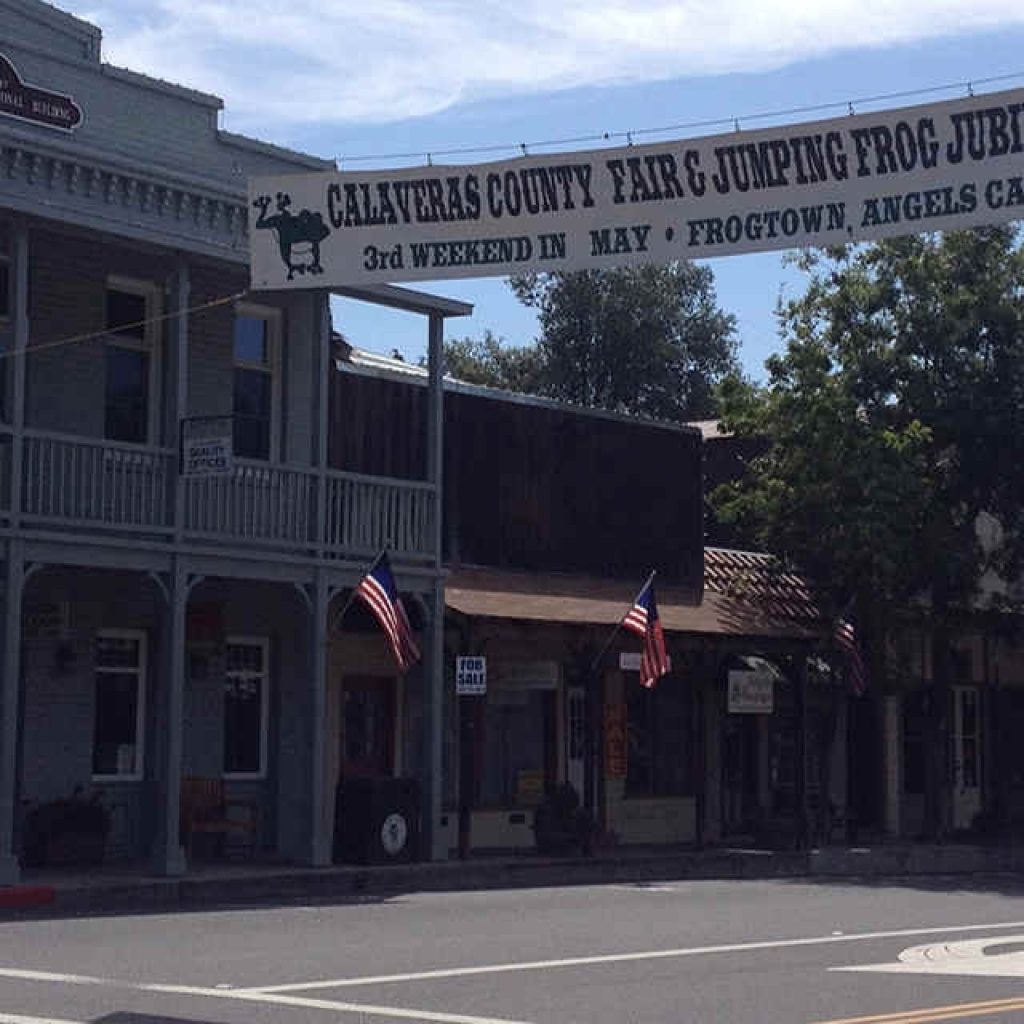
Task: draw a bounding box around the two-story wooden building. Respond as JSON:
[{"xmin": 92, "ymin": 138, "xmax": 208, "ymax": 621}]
[{"xmin": 0, "ymin": 0, "xmax": 470, "ymax": 884}]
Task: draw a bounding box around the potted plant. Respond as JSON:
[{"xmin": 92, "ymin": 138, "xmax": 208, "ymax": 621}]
[
  {"xmin": 532, "ymin": 782, "xmax": 595, "ymax": 856},
  {"xmin": 20, "ymin": 787, "xmax": 111, "ymax": 868}
]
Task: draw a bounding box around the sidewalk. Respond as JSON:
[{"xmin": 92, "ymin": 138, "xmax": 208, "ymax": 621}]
[{"xmin": 5, "ymin": 839, "xmax": 1024, "ymax": 917}]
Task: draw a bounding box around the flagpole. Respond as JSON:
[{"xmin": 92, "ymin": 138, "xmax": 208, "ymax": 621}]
[
  {"xmin": 329, "ymin": 549, "xmax": 387, "ymax": 633},
  {"xmin": 588, "ymin": 570, "xmax": 656, "ymax": 676},
  {"xmin": 582, "ymin": 569, "xmax": 656, "ymax": 838}
]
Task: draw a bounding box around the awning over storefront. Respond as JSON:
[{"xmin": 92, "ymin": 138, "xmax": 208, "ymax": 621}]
[{"xmin": 446, "ymin": 548, "xmax": 824, "ymax": 641}]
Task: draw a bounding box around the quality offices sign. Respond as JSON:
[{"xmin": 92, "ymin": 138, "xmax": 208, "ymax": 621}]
[{"xmin": 249, "ymin": 89, "xmax": 1024, "ymax": 290}]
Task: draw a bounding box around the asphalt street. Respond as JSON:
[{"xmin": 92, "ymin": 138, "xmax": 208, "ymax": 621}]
[{"xmin": 3, "ymin": 874, "xmax": 1024, "ymax": 1024}]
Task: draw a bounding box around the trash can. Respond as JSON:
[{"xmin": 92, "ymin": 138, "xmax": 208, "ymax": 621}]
[{"xmin": 333, "ymin": 776, "xmax": 421, "ymax": 865}]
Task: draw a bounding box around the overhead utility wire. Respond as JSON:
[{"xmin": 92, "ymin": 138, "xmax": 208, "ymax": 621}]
[
  {"xmin": 337, "ymin": 71, "xmax": 1024, "ymax": 167},
  {"xmin": 0, "ymin": 290, "xmax": 247, "ymax": 361}
]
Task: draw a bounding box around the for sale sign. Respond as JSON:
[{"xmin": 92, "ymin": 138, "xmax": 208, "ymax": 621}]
[{"xmin": 456, "ymin": 655, "xmax": 486, "ymax": 696}]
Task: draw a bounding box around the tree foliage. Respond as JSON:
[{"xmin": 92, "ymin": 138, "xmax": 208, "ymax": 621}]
[
  {"xmin": 442, "ymin": 264, "xmax": 739, "ymax": 419},
  {"xmin": 439, "ymin": 330, "xmax": 545, "ymax": 394},
  {"xmin": 713, "ymin": 227, "xmax": 1024, "ymax": 835},
  {"xmin": 716, "ymin": 227, "xmax": 1024, "ymax": 617},
  {"xmin": 509, "ymin": 262, "xmax": 739, "ymax": 421}
]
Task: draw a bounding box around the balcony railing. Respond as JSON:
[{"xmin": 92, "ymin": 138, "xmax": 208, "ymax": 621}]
[
  {"xmin": 23, "ymin": 431, "xmax": 174, "ymax": 532},
  {"xmin": 324, "ymin": 469, "xmax": 435, "ymax": 558},
  {"xmin": 4, "ymin": 430, "xmax": 436, "ymax": 560},
  {"xmin": 184, "ymin": 461, "xmax": 315, "ymax": 548}
]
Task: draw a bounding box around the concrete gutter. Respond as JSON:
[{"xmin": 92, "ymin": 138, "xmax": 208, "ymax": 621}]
[{"xmin": 4, "ymin": 842, "xmax": 1024, "ymax": 918}]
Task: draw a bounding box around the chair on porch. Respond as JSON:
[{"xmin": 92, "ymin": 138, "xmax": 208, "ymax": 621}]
[{"xmin": 179, "ymin": 776, "xmax": 261, "ymax": 860}]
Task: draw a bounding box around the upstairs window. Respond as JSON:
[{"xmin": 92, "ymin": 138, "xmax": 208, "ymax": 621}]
[
  {"xmin": 105, "ymin": 280, "xmax": 158, "ymax": 444},
  {"xmin": 233, "ymin": 308, "xmax": 279, "ymax": 461}
]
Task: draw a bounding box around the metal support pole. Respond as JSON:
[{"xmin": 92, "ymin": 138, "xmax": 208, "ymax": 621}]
[{"xmin": 422, "ymin": 311, "xmax": 446, "ymax": 861}]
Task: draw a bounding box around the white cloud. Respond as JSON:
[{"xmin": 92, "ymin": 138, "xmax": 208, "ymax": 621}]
[{"xmin": 62, "ymin": 0, "xmax": 1024, "ymax": 128}]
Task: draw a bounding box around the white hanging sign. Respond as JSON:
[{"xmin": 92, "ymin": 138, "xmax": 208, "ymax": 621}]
[{"xmin": 249, "ymin": 89, "xmax": 1024, "ymax": 290}]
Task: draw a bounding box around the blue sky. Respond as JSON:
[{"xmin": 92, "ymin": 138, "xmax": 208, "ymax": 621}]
[{"xmin": 62, "ymin": 1, "xmax": 1024, "ymax": 379}]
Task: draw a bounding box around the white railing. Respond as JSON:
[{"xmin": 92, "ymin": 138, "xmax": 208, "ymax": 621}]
[
  {"xmin": 22, "ymin": 431, "xmax": 174, "ymax": 530},
  {"xmin": 8, "ymin": 431, "xmax": 438, "ymax": 559},
  {"xmin": 324, "ymin": 469, "xmax": 436, "ymax": 558},
  {"xmin": 184, "ymin": 460, "xmax": 315, "ymax": 547}
]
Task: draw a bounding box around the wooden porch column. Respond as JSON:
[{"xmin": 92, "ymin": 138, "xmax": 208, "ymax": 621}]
[
  {"xmin": 150, "ymin": 559, "xmax": 187, "ymax": 876},
  {"xmin": 421, "ymin": 311, "xmax": 446, "ymax": 861},
  {"xmin": 305, "ymin": 570, "xmax": 331, "ymax": 866},
  {"xmin": 883, "ymin": 694, "xmax": 902, "ymax": 838},
  {"xmin": 0, "ymin": 541, "xmax": 25, "ymax": 884},
  {"xmin": 168, "ymin": 262, "xmax": 189, "ymax": 540},
  {"xmin": 302, "ymin": 292, "xmax": 332, "ymax": 865},
  {"xmin": 0, "ymin": 224, "xmax": 30, "ymax": 883}
]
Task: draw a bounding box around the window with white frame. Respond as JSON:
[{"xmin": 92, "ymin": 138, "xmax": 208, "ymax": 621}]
[
  {"xmin": 104, "ymin": 278, "xmax": 160, "ymax": 444},
  {"xmin": 232, "ymin": 307, "xmax": 279, "ymax": 461},
  {"xmin": 92, "ymin": 630, "xmax": 146, "ymax": 780},
  {"xmin": 224, "ymin": 637, "xmax": 269, "ymax": 778}
]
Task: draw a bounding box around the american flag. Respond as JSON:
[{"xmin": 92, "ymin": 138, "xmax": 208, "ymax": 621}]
[
  {"xmin": 834, "ymin": 617, "xmax": 867, "ymax": 696},
  {"xmin": 355, "ymin": 552, "xmax": 421, "ymax": 673},
  {"xmin": 622, "ymin": 575, "xmax": 670, "ymax": 688}
]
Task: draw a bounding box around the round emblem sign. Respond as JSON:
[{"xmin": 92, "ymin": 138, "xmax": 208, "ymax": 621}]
[{"xmin": 380, "ymin": 812, "xmax": 408, "ymax": 856}]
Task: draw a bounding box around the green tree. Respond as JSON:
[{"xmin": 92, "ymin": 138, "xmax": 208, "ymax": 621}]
[
  {"xmin": 510, "ymin": 262, "xmax": 739, "ymax": 421},
  {"xmin": 713, "ymin": 227, "xmax": 1024, "ymax": 838},
  {"xmin": 438, "ymin": 330, "xmax": 545, "ymax": 393}
]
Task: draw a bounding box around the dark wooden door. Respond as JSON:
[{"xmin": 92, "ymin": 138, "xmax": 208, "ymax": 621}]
[{"xmin": 341, "ymin": 676, "xmax": 395, "ymax": 778}]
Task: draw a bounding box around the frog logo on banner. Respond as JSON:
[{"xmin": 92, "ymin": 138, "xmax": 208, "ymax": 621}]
[{"xmin": 252, "ymin": 192, "xmax": 331, "ymax": 282}]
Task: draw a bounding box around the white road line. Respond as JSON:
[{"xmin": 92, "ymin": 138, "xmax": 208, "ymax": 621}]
[
  {"xmin": 237, "ymin": 919, "xmax": 1024, "ymax": 993},
  {"xmin": 0, "ymin": 969, "xmax": 108, "ymax": 986},
  {"xmin": 8, "ymin": 918, "xmax": 1024, "ymax": 1024},
  {"xmin": 142, "ymin": 984, "xmax": 535, "ymax": 1024},
  {"xmin": 0, "ymin": 1014, "xmax": 84, "ymax": 1024},
  {"xmin": 834, "ymin": 933, "xmax": 1024, "ymax": 979}
]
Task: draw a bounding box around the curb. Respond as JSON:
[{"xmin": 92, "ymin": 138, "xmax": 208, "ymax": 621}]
[
  {"xmin": 6, "ymin": 845, "xmax": 1024, "ymax": 917},
  {"xmin": 0, "ymin": 885, "xmax": 55, "ymax": 909}
]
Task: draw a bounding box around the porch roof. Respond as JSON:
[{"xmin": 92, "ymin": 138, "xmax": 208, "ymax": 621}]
[{"xmin": 445, "ymin": 550, "xmax": 824, "ymax": 641}]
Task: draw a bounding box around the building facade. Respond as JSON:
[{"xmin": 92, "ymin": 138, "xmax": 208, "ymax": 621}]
[
  {"xmin": 0, "ymin": 0, "xmax": 467, "ymax": 884},
  {"xmin": 332, "ymin": 352, "xmax": 841, "ymax": 854}
]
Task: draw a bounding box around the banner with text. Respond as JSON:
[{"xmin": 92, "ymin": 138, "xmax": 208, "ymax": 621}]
[{"xmin": 249, "ymin": 89, "xmax": 1024, "ymax": 290}]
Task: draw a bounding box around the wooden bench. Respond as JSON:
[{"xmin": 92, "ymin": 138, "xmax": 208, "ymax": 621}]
[{"xmin": 179, "ymin": 776, "xmax": 260, "ymax": 860}]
